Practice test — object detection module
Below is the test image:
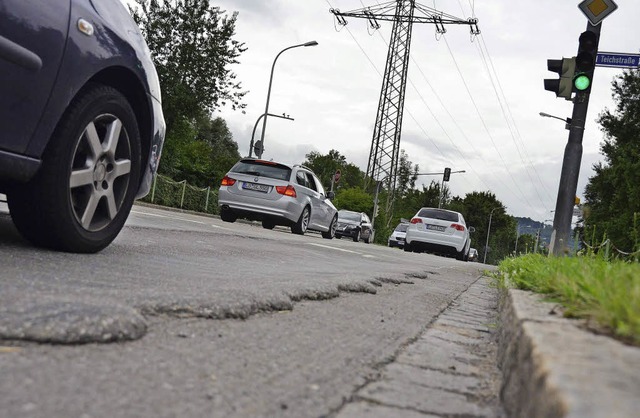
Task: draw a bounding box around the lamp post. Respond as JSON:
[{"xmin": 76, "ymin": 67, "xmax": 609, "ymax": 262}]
[
  {"xmin": 483, "ymin": 206, "xmax": 503, "ymax": 264},
  {"xmin": 257, "ymin": 40, "xmax": 318, "ymax": 158},
  {"xmin": 539, "ymin": 111, "xmax": 572, "ymax": 130},
  {"xmin": 249, "ymin": 113, "xmax": 293, "ymax": 158}
]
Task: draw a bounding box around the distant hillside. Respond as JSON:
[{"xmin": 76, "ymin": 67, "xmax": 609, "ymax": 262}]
[{"xmin": 515, "ymin": 217, "xmax": 553, "ymax": 247}]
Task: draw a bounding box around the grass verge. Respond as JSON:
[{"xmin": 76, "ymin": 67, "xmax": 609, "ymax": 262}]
[{"xmin": 493, "ymin": 254, "xmax": 640, "ymax": 346}]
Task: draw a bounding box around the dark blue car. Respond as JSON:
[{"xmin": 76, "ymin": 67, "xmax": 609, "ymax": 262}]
[{"xmin": 0, "ymin": 0, "xmax": 165, "ymax": 252}]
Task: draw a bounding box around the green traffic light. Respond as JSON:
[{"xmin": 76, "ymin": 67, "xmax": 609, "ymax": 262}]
[{"xmin": 574, "ymin": 74, "xmax": 591, "ymax": 91}]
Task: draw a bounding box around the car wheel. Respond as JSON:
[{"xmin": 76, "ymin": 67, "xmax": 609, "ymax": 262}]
[
  {"xmin": 262, "ymin": 220, "xmax": 275, "ymax": 229},
  {"xmin": 8, "ymin": 84, "xmax": 141, "ymax": 253},
  {"xmin": 403, "ymin": 242, "xmax": 412, "ymax": 252},
  {"xmin": 321, "ymin": 215, "xmax": 337, "ymax": 239},
  {"xmin": 456, "ymin": 246, "xmax": 466, "ymax": 261},
  {"xmin": 291, "ymin": 206, "xmax": 310, "ymax": 235},
  {"xmin": 352, "ymin": 229, "xmax": 360, "ymax": 242},
  {"xmin": 220, "ymin": 207, "xmax": 237, "ymax": 223}
]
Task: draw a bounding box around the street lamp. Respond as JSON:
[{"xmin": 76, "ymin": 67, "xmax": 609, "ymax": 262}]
[
  {"xmin": 539, "ymin": 112, "xmax": 572, "ymax": 130},
  {"xmin": 483, "ymin": 206, "xmax": 503, "ymax": 264},
  {"xmin": 249, "ymin": 113, "xmax": 293, "ymax": 158},
  {"xmin": 257, "ymin": 40, "xmax": 318, "ymax": 158}
]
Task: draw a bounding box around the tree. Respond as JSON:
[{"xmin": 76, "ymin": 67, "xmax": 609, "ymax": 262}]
[
  {"xmin": 130, "ymin": 0, "xmax": 247, "ymax": 130},
  {"xmin": 333, "ymin": 188, "xmax": 374, "ymax": 214},
  {"xmin": 584, "ymin": 69, "xmax": 640, "ymax": 252},
  {"xmin": 197, "ymin": 116, "xmax": 241, "ymax": 185},
  {"xmin": 158, "ymin": 116, "xmax": 240, "ymax": 187},
  {"xmin": 303, "ymin": 150, "xmax": 365, "ymax": 190}
]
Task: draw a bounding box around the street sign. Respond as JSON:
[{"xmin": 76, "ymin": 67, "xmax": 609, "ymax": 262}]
[
  {"xmin": 578, "ymin": 0, "xmax": 618, "ymax": 26},
  {"xmin": 334, "ymin": 169, "xmax": 341, "ymax": 183},
  {"xmin": 596, "ymin": 52, "xmax": 640, "ymax": 68}
]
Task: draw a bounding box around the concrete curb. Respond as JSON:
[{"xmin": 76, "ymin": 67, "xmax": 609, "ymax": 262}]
[{"xmin": 498, "ymin": 288, "xmax": 640, "ymax": 418}]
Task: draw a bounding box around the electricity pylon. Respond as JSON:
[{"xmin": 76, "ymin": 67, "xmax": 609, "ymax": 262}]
[{"xmin": 331, "ymin": 1, "xmax": 479, "ymax": 223}]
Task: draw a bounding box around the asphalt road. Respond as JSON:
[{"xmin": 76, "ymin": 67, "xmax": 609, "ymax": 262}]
[{"xmin": 0, "ymin": 204, "xmax": 498, "ymax": 417}]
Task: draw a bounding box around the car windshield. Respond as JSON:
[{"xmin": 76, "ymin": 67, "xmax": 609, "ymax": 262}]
[
  {"xmin": 417, "ymin": 208, "xmax": 459, "ymax": 222},
  {"xmin": 338, "ymin": 211, "xmax": 361, "ymax": 222},
  {"xmin": 231, "ymin": 160, "xmax": 291, "ymax": 181},
  {"xmin": 395, "ymin": 223, "xmax": 408, "ymax": 232}
]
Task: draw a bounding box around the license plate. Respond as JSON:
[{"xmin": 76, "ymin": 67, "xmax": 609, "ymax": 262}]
[
  {"xmin": 243, "ymin": 182, "xmax": 269, "ymax": 193},
  {"xmin": 426, "ymin": 224, "xmax": 446, "ymax": 232}
]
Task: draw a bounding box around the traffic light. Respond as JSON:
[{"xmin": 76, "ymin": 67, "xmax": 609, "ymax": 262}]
[
  {"xmin": 544, "ymin": 57, "xmax": 575, "ymax": 100},
  {"xmin": 573, "ymin": 30, "xmax": 599, "ymax": 93},
  {"xmin": 443, "ymin": 167, "xmax": 451, "ymax": 182}
]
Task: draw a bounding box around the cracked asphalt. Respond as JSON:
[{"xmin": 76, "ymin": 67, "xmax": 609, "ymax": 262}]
[{"xmin": 0, "ymin": 204, "xmax": 503, "ymax": 417}]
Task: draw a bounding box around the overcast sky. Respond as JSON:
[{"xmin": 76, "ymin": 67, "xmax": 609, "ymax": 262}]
[{"xmin": 209, "ymin": 0, "xmax": 638, "ymax": 221}]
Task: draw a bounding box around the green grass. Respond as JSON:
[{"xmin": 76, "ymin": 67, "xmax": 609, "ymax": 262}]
[{"xmin": 493, "ymin": 254, "xmax": 640, "ymax": 346}]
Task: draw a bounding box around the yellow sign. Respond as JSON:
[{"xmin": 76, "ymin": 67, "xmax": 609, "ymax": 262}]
[
  {"xmin": 578, "ymin": 0, "xmax": 618, "ymax": 25},
  {"xmin": 575, "ymin": 196, "xmax": 581, "ymax": 205}
]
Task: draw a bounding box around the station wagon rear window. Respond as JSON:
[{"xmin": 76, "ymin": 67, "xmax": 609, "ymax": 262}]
[{"xmin": 231, "ymin": 160, "xmax": 291, "ymax": 181}]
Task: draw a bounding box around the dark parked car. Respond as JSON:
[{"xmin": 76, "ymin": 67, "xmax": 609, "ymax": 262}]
[
  {"xmin": 0, "ymin": 0, "xmax": 165, "ymax": 252},
  {"xmin": 335, "ymin": 210, "xmax": 374, "ymax": 243}
]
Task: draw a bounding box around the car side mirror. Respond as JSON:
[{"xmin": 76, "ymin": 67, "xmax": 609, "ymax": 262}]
[
  {"xmin": 327, "ymin": 191, "xmax": 335, "ymax": 200},
  {"xmin": 468, "ymin": 226, "xmax": 476, "ymax": 233}
]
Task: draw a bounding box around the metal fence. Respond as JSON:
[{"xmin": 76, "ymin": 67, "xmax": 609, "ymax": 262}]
[{"xmin": 142, "ymin": 175, "xmax": 218, "ymax": 215}]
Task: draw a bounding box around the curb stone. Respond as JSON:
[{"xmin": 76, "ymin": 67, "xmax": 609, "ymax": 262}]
[{"xmin": 498, "ymin": 288, "xmax": 640, "ymax": 418}]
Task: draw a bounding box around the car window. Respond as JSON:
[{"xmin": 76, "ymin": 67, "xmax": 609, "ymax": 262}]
[
  {"xmin": 338, "ymin": 211, "xmax": 361, "ymax": 222},
  {"xmin": 395, "ymin": 223, "xmax": 408, "ymax": 232},
  {"xmin": 303, "ymin": 172, "xmax": 318, "ymax": 192},
  {"xmin": 310, "ymin": 173, "xmax": 326, "ymax": 195},
  {"xmin": 295, "ymin": 171, "xmax": 308, "ymax": 188},
  {"xmin": 417, "ymin": 208, "xmax": 459, "ymax": 222},
  {"xmin": 231, "ymin": 160, "xmax": 291, "ymax": 181}
]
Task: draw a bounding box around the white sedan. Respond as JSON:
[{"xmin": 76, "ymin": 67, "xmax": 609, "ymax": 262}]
[{"xmin": 403, "ymin": 208, "xmax": 474, "ymax": 261}]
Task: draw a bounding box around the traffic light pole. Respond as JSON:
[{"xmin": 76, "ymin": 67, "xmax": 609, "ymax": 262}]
[{"xmin": 550, "ymin": 22, "xmax": 601, "ymax": 256}]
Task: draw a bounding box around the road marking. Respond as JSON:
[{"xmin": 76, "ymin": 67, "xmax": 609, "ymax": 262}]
[
  {"xmin": 307, "ymin": 243, "xmax": 362, "ymax": 254},
  {"xmin": 174, "ymin": 218, "xmax": 206, "ymax": 225},
  {"xmin": 307, "ymin": 243, "xmax": 378, "ymax": 259},
  {"xmin": 131, "ymin": 210, "xmax": 167, "ymax": 218},
  {"xmin": 132, "ymin": 210, "xmax": 206, "ymax": 224}
]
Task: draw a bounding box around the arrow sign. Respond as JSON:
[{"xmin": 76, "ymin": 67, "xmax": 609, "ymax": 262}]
[{"xmin": 596, "ymin": 52, "xmax": 640, "ymax": 68}]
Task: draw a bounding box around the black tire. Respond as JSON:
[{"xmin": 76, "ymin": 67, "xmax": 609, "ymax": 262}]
[
  {"xmin": 322, "ymin": 215, "xmax": 337, "ymax": 239},
  {"xmin": 352, "ymin": 229, "xmax": 360, "ymax": 242},
  {"xmin": 403, "ymin": 242, "xmax": 412, "ymax": 252},
  {"xmin": 220, "ymin": 208, "xmax": 237, "ymax": 223},
  {"xmin": 291, "ymin": 206, "xmax": 310, "ymax": 235},
  {"xmin": 262, "ymin": 220, "xmax": 275, "ymax": 229},
  {"xmin": 8, "ymin": 84, "xmax": 141, "ymax": 253}
]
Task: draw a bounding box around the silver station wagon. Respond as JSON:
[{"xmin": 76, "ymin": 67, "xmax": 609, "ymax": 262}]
[{"xmin": 218, "ymin": 158, "xmax": 338, "ymax": 238}]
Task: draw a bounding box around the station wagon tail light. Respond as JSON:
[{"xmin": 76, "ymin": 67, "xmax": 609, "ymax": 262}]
[
  {"xmin": 451, "ymin": 223, "xmax": 465, "ymax": 231},
  {"xmin": 221, "ymin": 176, "xmax": 236, "ymax": 186},
  {"xmin": 410, "ymin": 218, "xmax": 422, "ymax": 224},
  {"xmin": 276, "ymin": 185, "xmax": 297, "ymax": 197}
]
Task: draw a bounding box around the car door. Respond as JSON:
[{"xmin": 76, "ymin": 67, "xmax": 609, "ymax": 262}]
[
  {"xmin": 361, "ymin": 213, "xmax": 373, "ymax": 238},
  {"xmin": 0, "ymin": 0, "xmax": 70, "ymax": 154},
  {"xmin": 306, "ymin": 171, "xmax": 335, "ymax": 230}
]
